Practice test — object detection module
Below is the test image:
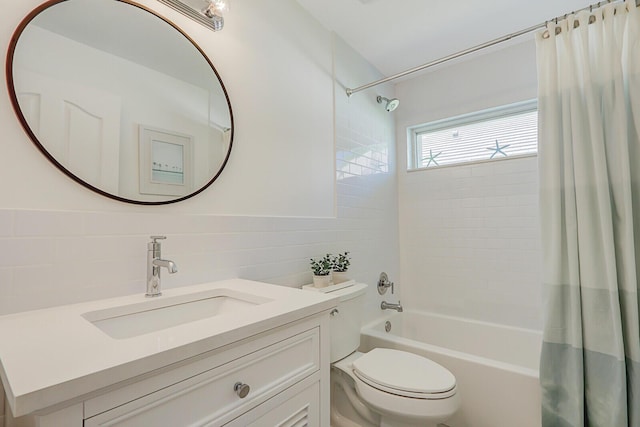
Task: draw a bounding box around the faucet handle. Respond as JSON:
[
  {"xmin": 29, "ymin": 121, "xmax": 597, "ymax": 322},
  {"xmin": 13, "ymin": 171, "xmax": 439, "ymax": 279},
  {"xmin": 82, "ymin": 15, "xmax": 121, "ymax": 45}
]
[
  {"xmin": 377, "ymin": 272, "xmax": 394, "ymax": 295},
  {"xmin": 149, "ymin": 236, "xmax": 167, "ymax": 252}
]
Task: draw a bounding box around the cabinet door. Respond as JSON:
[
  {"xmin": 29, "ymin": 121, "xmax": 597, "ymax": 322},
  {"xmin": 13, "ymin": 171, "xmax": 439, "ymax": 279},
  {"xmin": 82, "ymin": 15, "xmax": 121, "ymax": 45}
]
[
  {"xmin": 84, "ymin": 329, "xmax": 319, "ymax": 427},
  {"xmin": 224, "ymin": 379, "xmax": 320, "ymax": 427}
]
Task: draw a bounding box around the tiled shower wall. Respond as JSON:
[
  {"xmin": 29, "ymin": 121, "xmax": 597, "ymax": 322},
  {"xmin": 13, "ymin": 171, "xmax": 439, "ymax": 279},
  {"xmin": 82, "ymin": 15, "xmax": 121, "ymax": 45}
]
[
  {"xmin": 399, "ymin": 156, "xmax": 541, "ymax": 329},
  {"xmin": 396, "ymin": 40, "xmax": 542, "ymax": 330}
]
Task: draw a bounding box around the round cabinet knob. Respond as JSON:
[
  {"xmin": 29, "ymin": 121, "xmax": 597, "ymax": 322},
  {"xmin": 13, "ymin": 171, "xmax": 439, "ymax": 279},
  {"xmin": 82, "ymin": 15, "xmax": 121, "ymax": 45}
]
[
  {"xmin": 234, "ymin": 382, "xmax": 250, "ymax": 398},
  {"xmin": 330, "ymin": 308, "xmax": 339, "ymax": 317}
]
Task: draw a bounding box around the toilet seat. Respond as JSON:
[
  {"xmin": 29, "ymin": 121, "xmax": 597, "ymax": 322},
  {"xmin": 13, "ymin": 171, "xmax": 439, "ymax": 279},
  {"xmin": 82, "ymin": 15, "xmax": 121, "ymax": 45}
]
[{"xmin": 352, "ymin": 348, "xmax": 456, "ymax": 399}]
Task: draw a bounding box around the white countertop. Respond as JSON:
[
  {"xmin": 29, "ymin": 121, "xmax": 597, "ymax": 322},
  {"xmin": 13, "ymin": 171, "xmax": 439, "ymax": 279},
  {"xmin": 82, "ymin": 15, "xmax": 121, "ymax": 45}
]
[{"xmin": 0, "ymin": 279, "xmax": 337, "ymax": 417}]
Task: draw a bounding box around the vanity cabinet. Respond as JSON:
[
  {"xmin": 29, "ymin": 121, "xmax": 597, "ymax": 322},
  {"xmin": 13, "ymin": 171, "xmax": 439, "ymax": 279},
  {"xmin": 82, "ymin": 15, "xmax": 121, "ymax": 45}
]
[{"xmin": 7, "ymin": 314, "xmax": 330, "ymax": 427}]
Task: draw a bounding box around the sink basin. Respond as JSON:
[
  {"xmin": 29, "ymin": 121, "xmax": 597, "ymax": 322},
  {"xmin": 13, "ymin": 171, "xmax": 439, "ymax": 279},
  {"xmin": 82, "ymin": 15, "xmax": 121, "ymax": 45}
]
[{"xmin": 82, "ymin": 289, "xmax": 273, "ymax": 339}]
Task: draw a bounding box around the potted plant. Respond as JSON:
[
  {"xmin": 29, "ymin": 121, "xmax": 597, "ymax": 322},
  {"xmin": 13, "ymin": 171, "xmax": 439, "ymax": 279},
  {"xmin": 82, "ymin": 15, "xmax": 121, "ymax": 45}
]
[
  {"xmin": 310, "ymin": 254, "xmax": 332, "ymax": 287},
  {"xmin": 332, "ymin": 251, "xmax": 351, "ymax": 284}
]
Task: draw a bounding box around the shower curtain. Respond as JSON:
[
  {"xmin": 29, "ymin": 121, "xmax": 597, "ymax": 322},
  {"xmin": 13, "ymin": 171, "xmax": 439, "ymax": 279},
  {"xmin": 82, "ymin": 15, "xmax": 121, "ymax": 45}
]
[{"xmin": 537, "ymin": 1, "xmax": 640, "ymax": 426}]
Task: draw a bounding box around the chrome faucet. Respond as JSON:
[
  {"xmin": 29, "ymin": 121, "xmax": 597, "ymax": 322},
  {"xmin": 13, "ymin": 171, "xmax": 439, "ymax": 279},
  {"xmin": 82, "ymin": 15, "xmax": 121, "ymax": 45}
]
[
  {"xmin": 146, "ymin": 236, "xmax": 178, "ymax": 297},
  {"xmin": 381, "ymin": 301, "xmax": 403, "ymax": 312}
]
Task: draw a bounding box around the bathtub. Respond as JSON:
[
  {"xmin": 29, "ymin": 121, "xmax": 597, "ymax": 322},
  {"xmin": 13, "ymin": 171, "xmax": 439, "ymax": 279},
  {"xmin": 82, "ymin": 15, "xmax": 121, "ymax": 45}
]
[{"xmin": 359, "ymin": 310, "xmax": 542, "ymax": 427}]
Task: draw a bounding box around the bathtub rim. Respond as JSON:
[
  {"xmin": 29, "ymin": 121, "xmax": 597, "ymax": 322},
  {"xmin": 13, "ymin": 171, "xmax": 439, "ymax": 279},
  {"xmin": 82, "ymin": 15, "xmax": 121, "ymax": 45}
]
[
  {"xmin": 363, "ymin": 309, "xmax": 542, "ymax": 337},
  {"xmin": 361, "ymin": 309, "xmax": 541, "ymax": 380}
]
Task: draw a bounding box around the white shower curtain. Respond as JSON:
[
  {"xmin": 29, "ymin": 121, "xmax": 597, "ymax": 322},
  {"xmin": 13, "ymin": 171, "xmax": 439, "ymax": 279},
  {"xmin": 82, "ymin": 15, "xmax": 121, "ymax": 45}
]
[{"xmin": 537, "ymin": 1, "xmax": 640, "ymax": 426}]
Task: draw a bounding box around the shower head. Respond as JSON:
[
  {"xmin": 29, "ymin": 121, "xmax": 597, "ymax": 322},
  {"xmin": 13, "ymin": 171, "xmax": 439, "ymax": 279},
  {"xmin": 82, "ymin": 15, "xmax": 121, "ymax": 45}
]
[{"xmin": 377, "ymin": 95, "xmax": 400, "ymax": 112}]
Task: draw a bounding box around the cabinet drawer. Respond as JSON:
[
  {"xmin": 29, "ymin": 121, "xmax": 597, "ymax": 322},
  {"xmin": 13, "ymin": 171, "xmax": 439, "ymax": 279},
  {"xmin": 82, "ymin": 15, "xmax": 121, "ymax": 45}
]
[
  {"xmin": 223, "ymin": 376, "xmax": 320, "ymax": 427},
  {"xmin": 84, "ymin": 328, "xmax": 319, "ymax": 427}
]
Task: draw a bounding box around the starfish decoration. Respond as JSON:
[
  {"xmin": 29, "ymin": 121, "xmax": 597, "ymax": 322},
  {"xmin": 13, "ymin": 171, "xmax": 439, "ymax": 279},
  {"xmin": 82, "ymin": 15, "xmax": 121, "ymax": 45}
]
[
  {"xmin": 487, "ymin": 139, "xmax": 511, "ymax": 159},
  {"xmin": 423, "ymin": 149, "xmax": 442, "ymax": 167}
]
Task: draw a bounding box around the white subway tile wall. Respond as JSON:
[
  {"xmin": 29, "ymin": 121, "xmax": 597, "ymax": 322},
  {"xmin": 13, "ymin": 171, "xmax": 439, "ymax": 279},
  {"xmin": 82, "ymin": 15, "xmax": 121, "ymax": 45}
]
[
  {"xmin": 399, "ymin": 156, "xmax": 541, "ymax": 329},
  {"xmin": 0, "ymin": 195, "xmax": 396, "ymax": 320},
  {"xmin": 336, "ymin": 109, "xmax": 390, "ymax": 180}
]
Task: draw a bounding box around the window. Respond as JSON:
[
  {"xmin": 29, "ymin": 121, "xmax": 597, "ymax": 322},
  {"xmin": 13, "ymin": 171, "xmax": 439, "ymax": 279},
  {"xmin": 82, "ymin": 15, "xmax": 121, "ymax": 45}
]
[{"xmin": 408, "ymin": 100, "xmax": 538, "ymax": 170}]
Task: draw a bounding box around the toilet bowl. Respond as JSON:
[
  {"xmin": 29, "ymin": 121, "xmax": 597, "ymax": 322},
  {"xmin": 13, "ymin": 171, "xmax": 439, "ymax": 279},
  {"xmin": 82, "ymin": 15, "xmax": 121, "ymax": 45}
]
[
  {"xmin": 310, "ymin": 282, "xmax": 460, "ymax": 427},
  {"xmin": 334, "ymin": 349, "xmax": 460, "ymax": 426}
]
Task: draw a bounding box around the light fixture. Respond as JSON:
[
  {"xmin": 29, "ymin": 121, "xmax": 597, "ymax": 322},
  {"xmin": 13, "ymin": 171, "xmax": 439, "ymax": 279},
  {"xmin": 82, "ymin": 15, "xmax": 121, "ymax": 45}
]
[
  {"xmin": 201, "ymin": 0, "xmax": 228, "ymax": 31},
  {"xmin": 157, "ymin": 0, "xmax": 230, "ymax": 32}
]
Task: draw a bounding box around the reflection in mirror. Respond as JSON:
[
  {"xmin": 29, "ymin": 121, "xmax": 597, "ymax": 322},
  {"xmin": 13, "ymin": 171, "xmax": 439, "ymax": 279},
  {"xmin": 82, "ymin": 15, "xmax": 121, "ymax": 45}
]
[{"xmin": 7, "ymin": 0, "xmax": 233, "ymax": 204}]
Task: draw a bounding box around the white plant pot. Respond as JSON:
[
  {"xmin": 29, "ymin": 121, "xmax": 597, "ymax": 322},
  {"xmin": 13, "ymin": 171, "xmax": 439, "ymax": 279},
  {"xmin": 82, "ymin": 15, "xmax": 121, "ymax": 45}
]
[
  {"xmin": 332, "ymin": 271, "xmax": 349, "ymax": 284},
  {"xmin": 313, "ymin": 274, "xmax": 331, "ymax": 288}
]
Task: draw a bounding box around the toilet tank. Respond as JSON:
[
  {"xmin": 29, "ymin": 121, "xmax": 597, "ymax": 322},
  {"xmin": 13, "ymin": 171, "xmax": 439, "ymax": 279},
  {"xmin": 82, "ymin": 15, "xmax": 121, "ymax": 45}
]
[{"xmin": 325, "ymin": 283, "xmax": 368, "ymax": 363}]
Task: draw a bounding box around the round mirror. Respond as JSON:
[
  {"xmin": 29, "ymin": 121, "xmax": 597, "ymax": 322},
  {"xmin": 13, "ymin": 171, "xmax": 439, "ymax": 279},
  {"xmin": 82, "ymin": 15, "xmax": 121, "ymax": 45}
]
[{"xmin": 6, "ymin": 0, "xmax": 233, "ymax": 204}]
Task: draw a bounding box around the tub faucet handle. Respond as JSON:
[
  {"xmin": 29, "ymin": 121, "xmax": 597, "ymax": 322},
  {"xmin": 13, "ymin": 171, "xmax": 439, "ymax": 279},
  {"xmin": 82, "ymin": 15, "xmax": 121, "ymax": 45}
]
[{"xmin": 377, "ymin": 272, "xmax": 394, "ymax": 295}]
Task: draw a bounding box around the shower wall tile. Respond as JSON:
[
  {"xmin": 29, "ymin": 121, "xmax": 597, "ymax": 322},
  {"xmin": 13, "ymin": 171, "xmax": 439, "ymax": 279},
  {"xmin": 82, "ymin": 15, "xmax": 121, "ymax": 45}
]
[{"xmin": 399, "ymin": 156, "xmax": 542, "ymax": 330}]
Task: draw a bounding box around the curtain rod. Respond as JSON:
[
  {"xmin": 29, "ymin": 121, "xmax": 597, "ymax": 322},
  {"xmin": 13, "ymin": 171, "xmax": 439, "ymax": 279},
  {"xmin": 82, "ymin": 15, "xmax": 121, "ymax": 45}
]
[{"xmin": 345, "ymin": 0, "xmax": 637, "ymax": 97}]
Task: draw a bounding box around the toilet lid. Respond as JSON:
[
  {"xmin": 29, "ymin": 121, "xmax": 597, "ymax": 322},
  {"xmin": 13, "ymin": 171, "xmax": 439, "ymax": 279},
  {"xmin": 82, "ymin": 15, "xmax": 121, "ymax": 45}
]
[{"xmin": 352, "ymin": 348, "xmax": 456, "ymax": 396}]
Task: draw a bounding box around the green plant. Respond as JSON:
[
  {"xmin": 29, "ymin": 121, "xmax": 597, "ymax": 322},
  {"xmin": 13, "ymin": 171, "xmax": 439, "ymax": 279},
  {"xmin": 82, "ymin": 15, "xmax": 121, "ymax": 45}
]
[
  {"xmin": 310, "ymin": 254, "xmax": 332, "ymax": 276},
  {"xmin": 332, "ymin": 251, "xmax": 351, "ymax": 272}
]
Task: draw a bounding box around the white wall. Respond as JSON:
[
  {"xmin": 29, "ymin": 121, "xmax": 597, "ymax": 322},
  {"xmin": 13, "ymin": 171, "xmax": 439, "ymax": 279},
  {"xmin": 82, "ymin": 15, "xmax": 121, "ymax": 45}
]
[
  {"xmin": 395, "ymin": 40, "xmax": 542, "ymax": 330},
  {"xmin": 0, "ymin": 1, "xmax": 398, "ymax": 323}
]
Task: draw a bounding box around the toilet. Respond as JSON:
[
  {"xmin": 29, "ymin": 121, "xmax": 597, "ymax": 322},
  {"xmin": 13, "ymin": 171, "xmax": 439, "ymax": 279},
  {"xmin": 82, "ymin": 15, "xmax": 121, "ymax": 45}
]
[{"xmin": 323, "ymin": 282, "xmax": 460, "ymax": 427}]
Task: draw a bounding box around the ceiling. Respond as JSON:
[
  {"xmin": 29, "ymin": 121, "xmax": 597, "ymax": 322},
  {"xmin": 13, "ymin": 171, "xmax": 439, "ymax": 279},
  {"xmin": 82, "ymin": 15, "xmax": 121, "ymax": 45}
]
[{"xmin": 297, "ymin": 0, "xmax": 597, "ymax": 78}]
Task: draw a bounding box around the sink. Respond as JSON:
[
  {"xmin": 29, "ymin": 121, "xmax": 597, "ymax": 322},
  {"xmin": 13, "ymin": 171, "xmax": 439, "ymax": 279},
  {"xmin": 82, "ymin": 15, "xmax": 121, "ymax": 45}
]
[{"xmin": 82, "ymin": 289, "xmax": 273, "ymax": 339}]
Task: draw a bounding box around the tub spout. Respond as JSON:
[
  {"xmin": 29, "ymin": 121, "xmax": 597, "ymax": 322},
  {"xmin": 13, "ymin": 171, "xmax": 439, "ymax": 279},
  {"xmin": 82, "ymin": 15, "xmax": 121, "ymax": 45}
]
[{"xmin": 381, "ymin": 300, "xmax": 403, "ymax": 312}]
